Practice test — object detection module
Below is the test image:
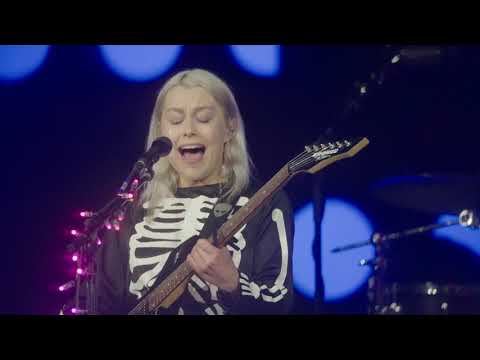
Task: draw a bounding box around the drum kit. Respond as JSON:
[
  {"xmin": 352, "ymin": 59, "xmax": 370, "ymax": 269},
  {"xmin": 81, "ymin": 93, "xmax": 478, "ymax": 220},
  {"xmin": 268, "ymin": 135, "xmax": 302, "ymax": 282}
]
[{"xmin": 332, "ymin": 173, "xmax": 480, "ymax": 315}]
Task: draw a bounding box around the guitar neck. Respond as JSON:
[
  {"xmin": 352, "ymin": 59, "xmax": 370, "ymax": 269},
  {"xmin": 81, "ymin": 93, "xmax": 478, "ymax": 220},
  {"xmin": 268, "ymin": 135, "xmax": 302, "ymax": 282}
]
[
  {"xmin": 216, "ymin": 165, "xmax": 291, "ymax": 247},
  {"xmin": 129, "ymin": 261, "xmax": 192, "ymax": 315}
]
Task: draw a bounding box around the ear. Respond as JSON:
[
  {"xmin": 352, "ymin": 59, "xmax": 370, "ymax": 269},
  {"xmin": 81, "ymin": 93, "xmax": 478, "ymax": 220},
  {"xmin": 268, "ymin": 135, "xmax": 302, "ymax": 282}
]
[{"xmin": 224, "ymin": 117, "xmax": 236, "ymax": 143}]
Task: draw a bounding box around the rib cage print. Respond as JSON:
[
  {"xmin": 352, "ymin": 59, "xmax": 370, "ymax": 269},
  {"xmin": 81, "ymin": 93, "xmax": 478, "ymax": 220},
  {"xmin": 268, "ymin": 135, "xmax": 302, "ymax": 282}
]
[
  {"xmin": 129, "ymin": 195, "xmax": 213, "ymax": 299},
  {"xmin": 128, "ymin": 194, "xmax": 248, "ymax": 301}
]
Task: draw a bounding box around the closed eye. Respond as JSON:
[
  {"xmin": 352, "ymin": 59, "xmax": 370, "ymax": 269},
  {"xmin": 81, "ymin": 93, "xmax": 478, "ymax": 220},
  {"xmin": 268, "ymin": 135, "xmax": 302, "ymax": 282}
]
[
  {"xmin": 195, "ymin": 108, "xmax": 215, "ymax": 123},
  {"xmin": 196, "ymin": 115, "xmax": 213, "ymax": 123},
  {"xmin": 164, "ymin": 109, "xmax": 184, "ymax": 125},
  {"xmin": 165, "ymin": 115, "xmax": 183, "ymax": 125}
]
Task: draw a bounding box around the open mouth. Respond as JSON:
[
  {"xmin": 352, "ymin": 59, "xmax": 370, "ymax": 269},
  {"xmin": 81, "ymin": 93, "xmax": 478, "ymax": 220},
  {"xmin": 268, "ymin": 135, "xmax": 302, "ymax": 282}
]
[{"xmin": 178, "ymin": 144, "xmax": 206, "ymax": 163}]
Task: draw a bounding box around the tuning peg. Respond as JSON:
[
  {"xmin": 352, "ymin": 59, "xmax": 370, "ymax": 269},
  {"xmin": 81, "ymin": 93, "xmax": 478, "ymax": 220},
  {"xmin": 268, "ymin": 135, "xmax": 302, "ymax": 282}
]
[
  {"xmin": 344, "ymin": 140, "xmax": 351, "ymax": 147},
  {"xmin": 328, "ymin": 143, "xmax": 335, "ymax": 149},
  {"xmin": 335, "ymin": 141, "xmax": 343, "ymax": 148},
  {"xmin": 312, "ymin": 144, "xmax": 320, "ymax": 151},
  {"xmin": 304, "ymin": 145, "xmax": 312, "ymax": 152}
]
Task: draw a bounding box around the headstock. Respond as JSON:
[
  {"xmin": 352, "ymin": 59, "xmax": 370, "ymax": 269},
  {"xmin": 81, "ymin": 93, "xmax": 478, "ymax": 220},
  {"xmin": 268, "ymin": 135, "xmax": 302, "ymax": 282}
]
[{"xmin": 288, "ymin": 137, "xmax": 369, "ymax": 175}]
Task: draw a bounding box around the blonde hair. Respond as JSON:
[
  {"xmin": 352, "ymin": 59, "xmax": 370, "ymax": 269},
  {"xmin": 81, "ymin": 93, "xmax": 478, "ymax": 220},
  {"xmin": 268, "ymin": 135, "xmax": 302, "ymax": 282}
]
[{"xmin": 141, "ymin": 68, "xmax": 254, "ymax": 208}]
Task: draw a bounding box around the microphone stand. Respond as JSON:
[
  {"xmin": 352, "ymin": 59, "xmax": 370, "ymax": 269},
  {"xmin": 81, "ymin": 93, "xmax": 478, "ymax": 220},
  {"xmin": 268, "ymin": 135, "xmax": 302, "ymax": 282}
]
[
  {"xmin": 58, "ymin": 137, "xmax": 171, "ymax": 315},
  {"xmin": 63, "ymin": 165, "xmax": 155, "ymax": 315}
]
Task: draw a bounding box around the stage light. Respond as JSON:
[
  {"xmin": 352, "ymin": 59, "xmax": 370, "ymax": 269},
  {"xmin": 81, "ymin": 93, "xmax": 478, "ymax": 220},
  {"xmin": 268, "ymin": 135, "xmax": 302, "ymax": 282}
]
[
  {"xmin": 293, "ymin": 198, "xmax": 374, "ymax": 302},
  {"xmin": 433, "ymin": 214, "xmax": 480, "ymax": 256},
  {"xmin": 229, "ymin": 45, "xmax": 280, "ymax": 77},
  {"xmin": 0, "ymin": 45, "xmax": 50, "ymax": 82},
  {"xmin": 99, "ymin": 45, "xmax": 183, "ymax": 82}
]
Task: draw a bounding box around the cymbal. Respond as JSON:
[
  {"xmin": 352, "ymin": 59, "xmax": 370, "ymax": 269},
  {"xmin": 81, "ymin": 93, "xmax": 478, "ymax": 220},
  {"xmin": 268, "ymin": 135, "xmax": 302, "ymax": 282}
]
[{"xmin": 371, "ymin": 174, "xmax": 480, "ymax": 214}]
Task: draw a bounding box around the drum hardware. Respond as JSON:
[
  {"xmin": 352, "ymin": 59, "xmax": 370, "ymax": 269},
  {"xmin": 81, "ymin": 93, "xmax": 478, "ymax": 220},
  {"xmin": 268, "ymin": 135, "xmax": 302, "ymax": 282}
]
[{"xmin": 332, "ymin": 209, "xmax": 479, "ymax": 314}]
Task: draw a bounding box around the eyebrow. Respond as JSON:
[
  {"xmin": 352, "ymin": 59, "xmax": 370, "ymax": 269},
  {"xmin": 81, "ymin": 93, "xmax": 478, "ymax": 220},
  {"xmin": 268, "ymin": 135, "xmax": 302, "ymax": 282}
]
[
  {"xmin": 165, "ymin": 107, "xmax": 184, "ymax": 114},
  {"xmin": 194, "ymin": 106, "xmax": 215, "ymax": 113},
  {"xmin": 165, "ymin": 105, "xmax": 215, "ymax": 114}
]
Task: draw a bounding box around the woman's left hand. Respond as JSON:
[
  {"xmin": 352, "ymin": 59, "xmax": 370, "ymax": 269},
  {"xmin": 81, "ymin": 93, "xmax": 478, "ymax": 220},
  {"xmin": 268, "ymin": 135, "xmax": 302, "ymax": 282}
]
[{"xmin": 187, "ymin": 239, "xmax": 239, "ymax": 293}]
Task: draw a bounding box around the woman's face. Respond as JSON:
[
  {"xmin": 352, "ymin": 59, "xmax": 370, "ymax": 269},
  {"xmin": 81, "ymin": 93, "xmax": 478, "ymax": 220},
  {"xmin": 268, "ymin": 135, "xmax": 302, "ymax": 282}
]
[{"xmin": 159, "ymin": 86, "xmax": 233, "ymax": 188}]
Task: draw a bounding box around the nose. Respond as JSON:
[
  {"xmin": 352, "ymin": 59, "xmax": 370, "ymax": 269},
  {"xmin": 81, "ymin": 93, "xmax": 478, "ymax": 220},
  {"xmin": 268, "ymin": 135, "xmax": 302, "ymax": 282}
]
[{"xmin": 183, "ymin": 117, "xmax": 197, "ymax": 137}]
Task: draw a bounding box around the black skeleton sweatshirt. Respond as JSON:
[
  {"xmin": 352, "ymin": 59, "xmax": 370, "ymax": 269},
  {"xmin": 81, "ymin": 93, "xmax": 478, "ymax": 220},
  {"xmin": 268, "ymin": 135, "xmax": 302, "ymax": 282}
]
[{"xmin": 95, "ymin": 181, "xmax": 294, "ymax": 315}]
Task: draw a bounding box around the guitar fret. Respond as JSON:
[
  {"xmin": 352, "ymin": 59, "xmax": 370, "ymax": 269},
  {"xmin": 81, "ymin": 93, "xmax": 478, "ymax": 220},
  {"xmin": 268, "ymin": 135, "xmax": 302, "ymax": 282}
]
[
  {"xmin": 142, "ymin": 263, "xmax": 192, "ymax": 314},
  {"xmin": 216, "ymin": 166, "xmax": 290, "ymax": 247}
]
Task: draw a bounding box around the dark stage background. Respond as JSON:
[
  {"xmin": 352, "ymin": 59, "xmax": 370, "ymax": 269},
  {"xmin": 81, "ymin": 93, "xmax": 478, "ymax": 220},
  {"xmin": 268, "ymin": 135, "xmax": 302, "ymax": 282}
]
[{"xmin": 1, "ymin": 45, "xmax": 479, "ymax": 314}]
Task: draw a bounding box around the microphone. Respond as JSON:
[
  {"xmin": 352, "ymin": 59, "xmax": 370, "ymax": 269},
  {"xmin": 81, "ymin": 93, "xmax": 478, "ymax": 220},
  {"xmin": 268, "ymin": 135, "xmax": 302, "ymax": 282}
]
[
  {"xmin": 135, "ymin": 137, "xmax": 173, "ymax": 169},
  {"xmin": 119, "ymin": 137, "xmax": 172, "ymax": 193}
]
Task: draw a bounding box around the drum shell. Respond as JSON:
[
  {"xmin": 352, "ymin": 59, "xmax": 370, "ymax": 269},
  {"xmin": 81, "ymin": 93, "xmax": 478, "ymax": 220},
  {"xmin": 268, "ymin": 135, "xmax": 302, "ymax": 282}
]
[{"xmin": 379, "ymin": 282, "xmax": 480, "ymax": 315}]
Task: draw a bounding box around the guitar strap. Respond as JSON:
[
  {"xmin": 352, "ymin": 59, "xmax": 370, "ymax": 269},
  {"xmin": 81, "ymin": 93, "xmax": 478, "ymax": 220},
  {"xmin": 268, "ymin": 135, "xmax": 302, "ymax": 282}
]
[{"xmin": 199, "ymin": 191, "xmax": 237, "ymax": 246}]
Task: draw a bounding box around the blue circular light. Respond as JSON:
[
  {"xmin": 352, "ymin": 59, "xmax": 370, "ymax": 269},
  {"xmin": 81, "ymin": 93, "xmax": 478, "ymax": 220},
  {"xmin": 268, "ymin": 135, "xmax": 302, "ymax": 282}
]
[
  {"xmin": 229, "ymin": 45, "xmax": 280, "ymax": 77},
  {"xmin": 99, "ymin": 45, "xmax": 183, "ymax": 82},
  {"xmin": 293, "ymin": 199, "xmax": 374, "ymax": 302},
  {"xmin": 0, "ymin": 45, "xmax": 50, "ymax": 82},
  {"xmin": 433, "ymin": 214, "xmax": 480, "ymax": 256}
]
